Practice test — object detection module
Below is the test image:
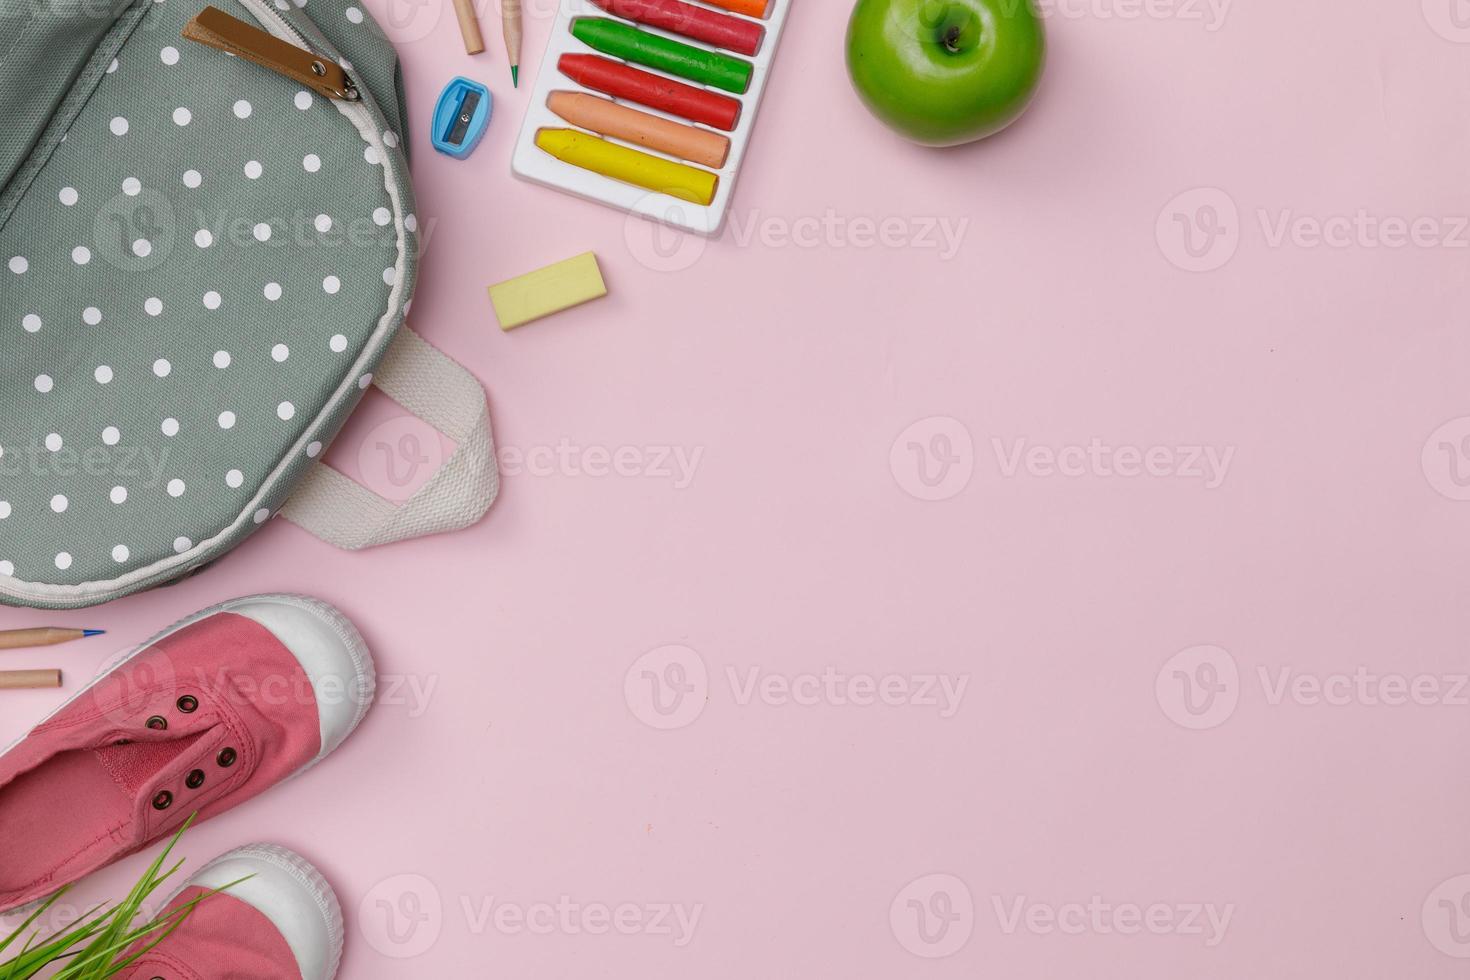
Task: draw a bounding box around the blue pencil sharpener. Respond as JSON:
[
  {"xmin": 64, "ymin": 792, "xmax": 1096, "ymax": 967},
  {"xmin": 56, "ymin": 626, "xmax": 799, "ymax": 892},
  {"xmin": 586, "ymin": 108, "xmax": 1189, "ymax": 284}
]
[{"xmin": 432, "ymin": 77, "xmax": 491, "ymax": 159}]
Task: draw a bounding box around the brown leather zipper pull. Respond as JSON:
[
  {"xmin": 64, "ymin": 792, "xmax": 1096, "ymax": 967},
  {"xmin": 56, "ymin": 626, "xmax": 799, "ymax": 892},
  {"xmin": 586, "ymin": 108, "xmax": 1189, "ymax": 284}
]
[{"xmin": 183, "ymin": 5, "xmax": 360, "ymax": 101}]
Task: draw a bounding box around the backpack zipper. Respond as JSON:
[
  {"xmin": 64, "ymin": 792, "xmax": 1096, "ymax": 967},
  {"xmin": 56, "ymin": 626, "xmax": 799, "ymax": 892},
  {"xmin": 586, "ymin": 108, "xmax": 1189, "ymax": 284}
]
[{"xmin": 182, "ymin": 4, "xmax": 360, "ymax": 101}]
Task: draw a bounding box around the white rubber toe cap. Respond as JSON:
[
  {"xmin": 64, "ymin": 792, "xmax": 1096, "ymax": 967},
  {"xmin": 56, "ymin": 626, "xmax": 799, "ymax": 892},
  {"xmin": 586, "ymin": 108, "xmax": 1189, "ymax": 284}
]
[
  {"xmin": 229, "ymin": 595, "xmax": 375, "ymax": 760},
  {"xmin": 186, "ymin": 843, "xmax": 344, "ymax": 980}
]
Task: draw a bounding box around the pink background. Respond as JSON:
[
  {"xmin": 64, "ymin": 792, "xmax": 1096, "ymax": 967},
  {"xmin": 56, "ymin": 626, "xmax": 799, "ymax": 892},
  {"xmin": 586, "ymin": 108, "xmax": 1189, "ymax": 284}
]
[{"xmin": 7, "ymin": 0, "xmax": 1470, "ymax": 975}]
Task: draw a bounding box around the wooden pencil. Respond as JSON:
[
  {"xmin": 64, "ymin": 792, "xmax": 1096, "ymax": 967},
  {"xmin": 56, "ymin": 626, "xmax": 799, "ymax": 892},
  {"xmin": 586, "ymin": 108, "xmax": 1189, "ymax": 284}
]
[
  {"xmin": 0, "ymin": 627, "xmax": 104, "ymax": 650},
  {"xmin": 452, "ymin": 0, "xmax": 486, "ymax": 54},
  {"xmin": 0, "ymin": 669, "xmax": 62, "ymax": 690},
  {"xmin": 503, "ymin": 0, "xmax": 522, "ymax": 86}
]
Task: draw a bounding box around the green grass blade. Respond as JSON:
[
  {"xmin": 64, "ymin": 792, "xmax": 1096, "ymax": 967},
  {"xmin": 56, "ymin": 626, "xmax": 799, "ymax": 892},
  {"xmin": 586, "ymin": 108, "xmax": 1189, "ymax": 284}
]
[
  {"xmin": 0, "ymin": 888, "xmax": 72, "ymax": 954},
  {"xmin": 73, "ymin": 815, "xmax": 197, "ymax": 979}
]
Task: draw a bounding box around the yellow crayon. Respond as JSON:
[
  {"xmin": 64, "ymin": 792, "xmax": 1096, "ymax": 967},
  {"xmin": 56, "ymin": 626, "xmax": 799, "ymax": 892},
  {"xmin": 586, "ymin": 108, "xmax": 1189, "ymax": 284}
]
[{"xmin": 535, "ymin": 128, "xmax": 718, "ymax": 206}]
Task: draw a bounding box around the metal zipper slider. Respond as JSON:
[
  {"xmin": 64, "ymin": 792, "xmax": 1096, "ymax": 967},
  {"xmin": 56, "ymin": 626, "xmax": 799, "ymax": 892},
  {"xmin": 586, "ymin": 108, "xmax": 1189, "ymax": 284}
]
[{"xmin": 183, "ymin": 5, "xmax": 360, "ymax": 101}]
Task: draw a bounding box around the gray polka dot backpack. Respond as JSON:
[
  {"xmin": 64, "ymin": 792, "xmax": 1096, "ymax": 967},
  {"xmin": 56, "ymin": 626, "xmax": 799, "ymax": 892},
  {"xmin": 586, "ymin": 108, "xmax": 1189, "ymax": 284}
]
[{"xmin": 0, "ymin": 0, "xmax": 499, "ymax": 608}]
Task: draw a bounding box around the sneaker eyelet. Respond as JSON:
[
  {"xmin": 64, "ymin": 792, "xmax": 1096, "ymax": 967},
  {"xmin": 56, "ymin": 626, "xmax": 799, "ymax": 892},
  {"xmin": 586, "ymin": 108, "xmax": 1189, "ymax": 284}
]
[
  {"xmin": 152, "ymin": 790, "xmax": 173, "ymax": 810},
  {"xmin": 185, "ymin": 769, "xmax": 205, "ymax": 789},
  {"xmin": 146, "ymin": 716, "xmax": 168, "ymax": 731},
  {"xmin": 176, "ymin": 695, "xmax": 198, "ymax": 713},
  {"xmin": 217, "ymin": 747, "xmax": 237, "ymax": 768}
]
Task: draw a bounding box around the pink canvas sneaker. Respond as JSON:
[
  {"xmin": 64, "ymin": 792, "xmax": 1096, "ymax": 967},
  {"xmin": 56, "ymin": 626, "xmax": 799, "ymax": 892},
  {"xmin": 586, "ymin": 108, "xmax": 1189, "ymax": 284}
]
[
  {"xmin": 118, "ymin": 844, "xmax": 344, "ymax": 980},
  {"xmin": 0, "ymin": 595, "xmax": 374, "ymax": 914}
]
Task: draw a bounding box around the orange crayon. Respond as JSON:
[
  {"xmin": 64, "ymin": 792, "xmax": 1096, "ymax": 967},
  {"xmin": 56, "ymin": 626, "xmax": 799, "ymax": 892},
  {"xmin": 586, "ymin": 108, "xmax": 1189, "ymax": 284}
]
[
  {"xmin": 548, "ymin": 91, "xmax": 731, "ymax": 169},
  {"xmin": 703, "ymin": 0, "xmax": 770, "ymax": 18}
]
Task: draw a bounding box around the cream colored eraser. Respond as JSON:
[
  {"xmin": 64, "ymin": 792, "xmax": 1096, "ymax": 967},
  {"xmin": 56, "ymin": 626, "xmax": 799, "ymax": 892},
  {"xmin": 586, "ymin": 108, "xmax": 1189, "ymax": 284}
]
[{"xmin": 488, "ymin": 251, "xmax": 607, "ymax": 330}]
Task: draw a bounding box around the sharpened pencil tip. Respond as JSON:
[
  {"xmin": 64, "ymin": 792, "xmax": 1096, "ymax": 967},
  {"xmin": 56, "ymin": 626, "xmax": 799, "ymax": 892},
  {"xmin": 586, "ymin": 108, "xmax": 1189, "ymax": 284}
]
[
  {"xmin": 511, "ymin": 64, "xmax": 518, "ymax": 88},
  {"xmin": 83, "ymin": 629, "xmax": 105, "ymax": 637}
]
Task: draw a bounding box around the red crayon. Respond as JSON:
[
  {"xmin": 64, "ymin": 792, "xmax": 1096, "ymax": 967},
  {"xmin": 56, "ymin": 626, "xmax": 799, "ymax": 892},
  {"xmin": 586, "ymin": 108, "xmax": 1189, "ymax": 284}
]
[
  {"xmin": 588, "ymin": 0, "xmax": 764, "ymax": 56},
  {"xmin": 559, "ymin": 53, "xmax": 742, "ymax": 131}
]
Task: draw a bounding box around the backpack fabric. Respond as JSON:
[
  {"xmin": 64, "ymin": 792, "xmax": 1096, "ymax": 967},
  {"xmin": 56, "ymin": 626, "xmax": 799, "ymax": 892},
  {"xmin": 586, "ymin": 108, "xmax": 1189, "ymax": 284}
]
[{"xmin": 0, "ymin": 0, "xmax": 495, "ymax": 608}]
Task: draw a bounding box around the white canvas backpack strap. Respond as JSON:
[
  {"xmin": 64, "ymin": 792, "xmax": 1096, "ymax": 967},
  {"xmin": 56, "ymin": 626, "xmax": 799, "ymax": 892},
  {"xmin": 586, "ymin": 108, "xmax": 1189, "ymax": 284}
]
[{"xmin": 281, "ymin": 326, "xmax": 499, "ymax": 549}]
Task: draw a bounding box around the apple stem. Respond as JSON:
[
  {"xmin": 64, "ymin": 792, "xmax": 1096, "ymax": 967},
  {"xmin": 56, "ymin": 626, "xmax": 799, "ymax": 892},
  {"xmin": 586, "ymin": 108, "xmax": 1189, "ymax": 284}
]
[{"xmin": 942, "ymin": 23, "xmax": 963, "ymax": 52}]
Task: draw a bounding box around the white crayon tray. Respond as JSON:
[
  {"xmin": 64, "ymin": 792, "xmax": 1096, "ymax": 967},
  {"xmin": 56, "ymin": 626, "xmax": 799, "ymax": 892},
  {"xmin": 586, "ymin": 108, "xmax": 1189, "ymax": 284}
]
[{"xmin": 511, "ymin": 0, "xmax": 791, "ymax": 235}]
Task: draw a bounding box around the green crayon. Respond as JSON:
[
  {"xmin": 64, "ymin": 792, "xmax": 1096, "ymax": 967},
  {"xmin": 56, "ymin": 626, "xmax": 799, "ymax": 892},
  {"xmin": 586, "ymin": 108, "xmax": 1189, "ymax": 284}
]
[{"xmin": 571, "ymin": 17, "xmax": 753, "ymax": 95}]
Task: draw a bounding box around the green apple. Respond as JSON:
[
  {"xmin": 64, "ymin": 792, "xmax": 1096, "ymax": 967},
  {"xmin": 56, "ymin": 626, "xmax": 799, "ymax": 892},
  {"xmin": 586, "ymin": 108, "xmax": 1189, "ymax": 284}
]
[{"xmin": 846, "ymin": 0, "xmax": 1046, "ymax": 147}]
